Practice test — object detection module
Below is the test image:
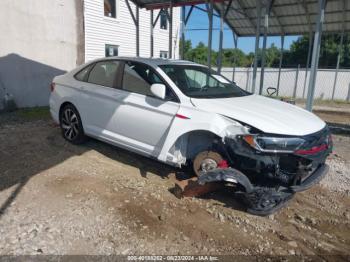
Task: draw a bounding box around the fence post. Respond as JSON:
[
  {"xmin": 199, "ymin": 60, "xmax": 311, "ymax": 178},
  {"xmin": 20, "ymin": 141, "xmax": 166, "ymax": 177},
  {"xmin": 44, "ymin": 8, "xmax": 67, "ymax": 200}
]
[
  {"xmin": 347, "ymin": 83, "xmax": 350, "ymax": 102},
  {"xmin": 246, "ymin": 68, "xmax": 250, "ymax": 91},
  {"xmin": 232, "ymin": 67, "xmax": 236, "ymax": 82},
  {"xmin": 293, "ymin": 64, "xmax": 300, "ymax": 98}
]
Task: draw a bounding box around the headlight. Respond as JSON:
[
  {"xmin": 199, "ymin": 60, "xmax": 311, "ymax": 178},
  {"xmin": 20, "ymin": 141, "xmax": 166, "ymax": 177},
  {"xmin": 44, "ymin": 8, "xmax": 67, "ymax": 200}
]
[{"xmin": 241, "ymin": 135, "xmax": 305, "ymax": 153}]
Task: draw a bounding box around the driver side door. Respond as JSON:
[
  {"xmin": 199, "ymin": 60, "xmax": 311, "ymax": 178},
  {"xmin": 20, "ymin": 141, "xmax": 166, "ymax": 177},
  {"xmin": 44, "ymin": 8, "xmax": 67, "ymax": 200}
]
[{"xmin": 111, "ymin": 61, "xmax": 180, "ymax": 156}]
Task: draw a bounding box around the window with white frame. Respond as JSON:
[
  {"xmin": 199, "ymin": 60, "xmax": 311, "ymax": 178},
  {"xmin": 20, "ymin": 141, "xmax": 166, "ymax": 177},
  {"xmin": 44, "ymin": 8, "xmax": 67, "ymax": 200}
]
[
  {"xmin": 105, "ymin": 44, "xmax": 119, "ymax": 57},
  {"xmin": 104, "ymin": 0, "xmax": 117, "ymax": 18},
  {"xmin": 160, "ymin": 51, "xmax": 168, "ymax": 59}
]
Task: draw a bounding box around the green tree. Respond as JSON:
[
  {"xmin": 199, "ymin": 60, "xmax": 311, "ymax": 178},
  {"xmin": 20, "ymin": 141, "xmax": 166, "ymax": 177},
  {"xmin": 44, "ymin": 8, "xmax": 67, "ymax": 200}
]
[
  {"xmin": 183, "ymin": 34, "xmax": 350, "ymax": 69},
  {"xmin": 179, "ymin": 40, "xmax": 192, "ymax": 60},
  {"xmin": 285, "ymin": 34, "xmax": 348, "ymax": 68},
  {"xmin": 265, "ymin": 44, "xmax": 280, "ymax": 67}
]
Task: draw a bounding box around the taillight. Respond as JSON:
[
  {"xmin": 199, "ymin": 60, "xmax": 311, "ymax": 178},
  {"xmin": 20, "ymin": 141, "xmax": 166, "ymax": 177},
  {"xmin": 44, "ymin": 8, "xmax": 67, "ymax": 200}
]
[{"xmin": 50, "ymin": 82, "xmax": 56, "ymax": 92}]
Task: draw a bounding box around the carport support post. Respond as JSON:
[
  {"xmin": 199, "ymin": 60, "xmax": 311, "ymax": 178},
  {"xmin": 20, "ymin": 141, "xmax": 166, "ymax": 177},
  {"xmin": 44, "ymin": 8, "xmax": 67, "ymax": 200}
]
[
  {"xmin": 332, "ymin": 2, "xmax": 346, "ymax": 100},
  {"xmin": 246, "ymin": 68, "xmax": 250, "ymax": 90},
  {"xmin": 125, "ymin": 0, "xmax": 140, "ymax": 57},
  {"xmin": 306, "ymin": 0, "xmax": 326, "ymax": 112},
  {"xmin": 303, "ymin": 31, "xmax": 313, "ymax": 98},
  {"xmin": 259, "ymin": 0, "xmax": 273, "ymax": 95},
  {"xmin": 232, "ymin": 34, "xmax": 238, "ymax": 82},
  {"xmin": 150, "ymin": 10, "xmax": 154, "ymax": 57},
  {"xmin": 181, "ymin": 6, "xmax": 186, "ymax": 60},
  {"xmin": 136, "ymin": 6, "xmax": 140, "ymax": 57},
  {"xmin": 169, "ymin": 2, "xmax": 173, "ymax": 59},
  {"xmin": 252, "ymin": 0, "xmax": 262, "ymax": 94},
  {"xmin": 293, "ymin": 64, "xmax": 300, "ymax": 98},
  {"xmin": 276, "ymin": 34, "xmax": 284, "ymax": 96},
  {"xmin": 331, "ymin": 31, "xmax": 344, "ymax": 100},
  {"xmin": 207, "ymin": 0, "xmax": 214, "ymax": 70},
  {"xmin": 218, "ymin": 4, "xmax": 224, "ymax": 74},
  {"xmin": 332, "ymin": 30, "xmax": 344, "ymax": 100}
]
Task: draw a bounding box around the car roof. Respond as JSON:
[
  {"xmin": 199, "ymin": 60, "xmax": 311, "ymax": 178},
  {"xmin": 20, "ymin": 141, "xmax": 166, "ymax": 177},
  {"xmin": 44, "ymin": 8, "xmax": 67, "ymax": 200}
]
[{"xmin": 91, "ymin": 56, "xmax": 204, "ymax": 68}]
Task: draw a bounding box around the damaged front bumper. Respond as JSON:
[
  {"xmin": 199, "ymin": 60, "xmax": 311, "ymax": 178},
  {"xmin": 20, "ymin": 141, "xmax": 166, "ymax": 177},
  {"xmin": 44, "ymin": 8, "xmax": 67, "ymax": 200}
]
[
  {"xmin": 199, "ymin": 126, "xmax": 332, "ymax": 216},
  {"xmin": 223, "ymin": 126, "xmax": 332, "ymax": 189},
  {"xmin": 198, "ymin": 164, "xmax": 329, "ymax": 216},
  {"xmin": 290, "ymin": 163, "xmax": 329, "ymax": 192}
]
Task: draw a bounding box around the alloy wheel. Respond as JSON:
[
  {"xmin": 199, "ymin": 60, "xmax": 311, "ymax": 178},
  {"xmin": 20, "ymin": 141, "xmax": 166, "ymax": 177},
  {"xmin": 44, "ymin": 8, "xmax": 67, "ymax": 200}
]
[{"xmin": 61, "ymin": 108, "xmax": 79, "ymax": 141}]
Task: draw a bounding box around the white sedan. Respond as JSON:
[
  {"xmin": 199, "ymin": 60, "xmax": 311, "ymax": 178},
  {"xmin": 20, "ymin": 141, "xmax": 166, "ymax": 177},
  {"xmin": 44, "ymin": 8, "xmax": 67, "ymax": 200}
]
[{"xmin": 50, "ymin": 57, "xmax": 332, "ymax": 196}]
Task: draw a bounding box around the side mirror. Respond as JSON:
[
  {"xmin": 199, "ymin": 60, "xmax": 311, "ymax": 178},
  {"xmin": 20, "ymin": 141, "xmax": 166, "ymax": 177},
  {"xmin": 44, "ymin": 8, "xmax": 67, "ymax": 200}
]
[{"xmin": 150, "ymin": 84, "xmax": 166, "ymax": 100}]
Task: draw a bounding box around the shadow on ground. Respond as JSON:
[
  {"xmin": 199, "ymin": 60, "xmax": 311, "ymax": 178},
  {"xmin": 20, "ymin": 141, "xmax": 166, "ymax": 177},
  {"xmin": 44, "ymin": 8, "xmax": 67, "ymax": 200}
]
[{"xmin": 0, "ymin": 113, "xmax": 247, "ymax": 218}]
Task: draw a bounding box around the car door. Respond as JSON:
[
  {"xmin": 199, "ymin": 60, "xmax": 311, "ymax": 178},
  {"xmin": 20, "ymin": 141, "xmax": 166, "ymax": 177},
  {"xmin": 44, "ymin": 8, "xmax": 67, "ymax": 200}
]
[
  {"xmin": 111, "ymin": 61, "xmax": 180, "ymax": 155},
  {"xmin": 76, "ymin": 60, "xmax": 125, "ymax": 137}
]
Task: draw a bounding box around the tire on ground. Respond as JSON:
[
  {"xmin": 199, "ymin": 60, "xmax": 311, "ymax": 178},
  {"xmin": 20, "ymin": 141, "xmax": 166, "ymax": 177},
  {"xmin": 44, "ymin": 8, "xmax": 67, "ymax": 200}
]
[{"xmin": 59, "ymin": 104, "xmax": 86, "ymax": 145}]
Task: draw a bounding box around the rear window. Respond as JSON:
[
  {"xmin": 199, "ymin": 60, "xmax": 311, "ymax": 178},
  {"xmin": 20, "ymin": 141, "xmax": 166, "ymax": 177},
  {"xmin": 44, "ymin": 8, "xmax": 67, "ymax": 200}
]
[
  {"xmin": 87, "ymin": 61, "xmax": 121, "ymax": 88},
  {"xmin": 75, "ymin": 64, "xmax": 94, "ymax": 82}
]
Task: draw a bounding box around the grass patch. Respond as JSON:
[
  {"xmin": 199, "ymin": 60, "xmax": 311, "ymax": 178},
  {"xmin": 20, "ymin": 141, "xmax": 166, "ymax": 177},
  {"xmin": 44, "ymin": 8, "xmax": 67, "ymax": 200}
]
[{"xmin": 16, "ymin": 106, "xmax": 50, "ymax": 120}]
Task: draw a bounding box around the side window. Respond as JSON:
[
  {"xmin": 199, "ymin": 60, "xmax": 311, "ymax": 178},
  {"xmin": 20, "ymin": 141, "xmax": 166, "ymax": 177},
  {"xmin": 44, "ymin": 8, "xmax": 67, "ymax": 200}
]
[
  {"xmin": 87, "ymin": 61, "xmax": 121, "ymax": 88},
  {"xmin": 75, "ymin": 64, "xmax": 94, "ymax": 82},
  {"xmin": 104, "ymin": 0, "xmax": 116, "ymax": 18},
  {"xmin": 122, "ymin": 62, "xmax": 156, "ymax": 96},
  {"xmin": 105, "ymin": 44, "xmax": 119, "ymax": 57},
  {"xmin": 160, "ymin": 51, "xmax": 168, "ymax": 59},
  {"xmin": 122, "ymin": 62, "xmax": 177, "ymax": 101}
]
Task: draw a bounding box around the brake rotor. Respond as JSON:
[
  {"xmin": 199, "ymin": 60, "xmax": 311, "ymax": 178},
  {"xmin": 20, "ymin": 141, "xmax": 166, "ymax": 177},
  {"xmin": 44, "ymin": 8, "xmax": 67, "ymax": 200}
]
[{"xmin": 193, "ymin": 151, "xmax": 224, "ymax": 177}]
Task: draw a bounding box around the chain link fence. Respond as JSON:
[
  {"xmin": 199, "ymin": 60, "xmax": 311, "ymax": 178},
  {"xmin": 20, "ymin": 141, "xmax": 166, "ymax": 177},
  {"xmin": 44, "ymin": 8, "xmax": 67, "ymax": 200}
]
[{"xmin": 221, "ymin": 67, "xmax": 350, "ymax": 101}]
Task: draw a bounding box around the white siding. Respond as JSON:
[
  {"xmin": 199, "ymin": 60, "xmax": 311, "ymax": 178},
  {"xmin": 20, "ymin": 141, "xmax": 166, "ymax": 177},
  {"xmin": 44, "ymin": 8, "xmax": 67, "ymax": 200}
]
[{"xmin": 84, "ymin": 0, "xmax": 181, "ymax": 62}]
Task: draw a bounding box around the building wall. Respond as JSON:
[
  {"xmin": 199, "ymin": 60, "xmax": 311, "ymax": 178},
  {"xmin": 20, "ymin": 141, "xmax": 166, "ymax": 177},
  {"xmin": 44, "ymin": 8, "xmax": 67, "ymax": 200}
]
[
  {"xmin": 84, "ymin": 0, "xmax": 181, "ymax": 61},
  {"xmin": 0, "ymin": 0, "xmax": 83, "ymax": 110}
]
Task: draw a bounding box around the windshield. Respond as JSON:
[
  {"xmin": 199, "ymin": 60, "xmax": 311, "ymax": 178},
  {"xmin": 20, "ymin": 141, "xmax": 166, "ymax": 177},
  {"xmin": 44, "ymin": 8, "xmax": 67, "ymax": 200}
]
[{"xmin": 159, "ymin": 65, "xmax": 250, "ymax": 98}]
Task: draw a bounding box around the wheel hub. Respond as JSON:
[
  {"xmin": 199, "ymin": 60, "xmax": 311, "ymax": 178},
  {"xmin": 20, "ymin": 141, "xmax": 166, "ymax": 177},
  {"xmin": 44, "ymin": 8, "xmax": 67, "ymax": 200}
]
[{"xmin": 200, "ymin": 158, "xmax": 218, "ymax": 173}]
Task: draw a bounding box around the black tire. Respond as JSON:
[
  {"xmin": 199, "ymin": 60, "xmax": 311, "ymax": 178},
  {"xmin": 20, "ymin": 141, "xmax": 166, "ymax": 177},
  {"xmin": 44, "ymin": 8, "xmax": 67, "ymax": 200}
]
[
  {"xmin": 59, "ymin": 104, "xmax": 86, "ymax": 144},
  {"xmin": 193, "ymin": 150, "xmax": 224, "ymax": 177}
]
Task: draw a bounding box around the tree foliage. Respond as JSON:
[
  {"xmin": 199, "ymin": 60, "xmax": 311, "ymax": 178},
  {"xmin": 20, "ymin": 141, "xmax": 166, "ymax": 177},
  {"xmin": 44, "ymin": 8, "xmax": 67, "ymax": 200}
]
[{"xmin": 182, "ymin": 34, "xmax": 350, "ymax": 68}]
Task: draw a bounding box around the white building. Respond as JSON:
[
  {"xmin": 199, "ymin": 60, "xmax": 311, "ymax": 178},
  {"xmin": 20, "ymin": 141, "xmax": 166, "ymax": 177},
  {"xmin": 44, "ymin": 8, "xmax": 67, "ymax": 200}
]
[
  {"xmin": 0, "ymin": 0, "xmax": 181, "ymax": 110},
  {"xmin": 84, "ymin": 0, "xmax": 181, "ymax": 62}
]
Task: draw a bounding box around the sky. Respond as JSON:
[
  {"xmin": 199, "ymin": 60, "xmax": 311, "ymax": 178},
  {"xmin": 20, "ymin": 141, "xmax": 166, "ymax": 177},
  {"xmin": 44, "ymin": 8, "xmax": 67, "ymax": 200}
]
[{"xmin": 185, "ymin": 6, "xmax": 300, "ymax": 54}]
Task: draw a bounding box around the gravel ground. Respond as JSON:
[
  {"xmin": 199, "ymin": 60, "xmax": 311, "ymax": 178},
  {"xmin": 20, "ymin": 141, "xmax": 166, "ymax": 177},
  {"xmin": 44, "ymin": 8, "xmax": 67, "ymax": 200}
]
[{"xmin": 0, "ymin": 111, "xmax": 349, "ymax": 256}]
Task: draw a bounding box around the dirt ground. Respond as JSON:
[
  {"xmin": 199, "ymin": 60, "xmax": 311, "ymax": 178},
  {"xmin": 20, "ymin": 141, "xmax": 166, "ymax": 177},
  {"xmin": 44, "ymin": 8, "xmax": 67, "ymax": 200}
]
[
  {"xmin": 314, "ymin": 111, "xmax": 350, "ymax": 125},
  {"xmin": 0, "ymin": 110, "xmax": 349, "ymax": 257}
]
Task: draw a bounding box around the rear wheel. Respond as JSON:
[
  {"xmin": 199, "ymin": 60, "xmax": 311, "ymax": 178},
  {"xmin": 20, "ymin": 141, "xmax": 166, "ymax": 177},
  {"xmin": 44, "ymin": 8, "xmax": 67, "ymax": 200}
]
[
  {"xmin": 193, "ymin": 150, "xmax": 224, "ymax": 177},
  {"xmin": 59, "ymin": 104, "xmax": 86, "ymax": 144}
]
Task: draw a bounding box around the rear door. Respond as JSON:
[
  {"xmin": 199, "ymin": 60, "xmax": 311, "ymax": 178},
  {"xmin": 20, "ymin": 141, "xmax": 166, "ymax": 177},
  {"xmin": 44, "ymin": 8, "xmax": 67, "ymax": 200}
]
[
  {"xmin": 76, "ymin": 60, "xmax": 125, "ymax": 136},
  {"xmin": 111, "ymin": 61, "xmax": 180, "ymax": 155}
]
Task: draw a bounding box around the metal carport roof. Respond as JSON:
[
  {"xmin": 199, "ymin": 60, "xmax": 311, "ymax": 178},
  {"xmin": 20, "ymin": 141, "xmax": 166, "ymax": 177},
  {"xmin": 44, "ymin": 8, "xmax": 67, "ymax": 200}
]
[
  {"xmin": 214, "ymin": 0, "xmax": 349, "ymax": 36},
  {"xmin": 131, "ymin": 0, "xmax": 349, "ymax": 36}
]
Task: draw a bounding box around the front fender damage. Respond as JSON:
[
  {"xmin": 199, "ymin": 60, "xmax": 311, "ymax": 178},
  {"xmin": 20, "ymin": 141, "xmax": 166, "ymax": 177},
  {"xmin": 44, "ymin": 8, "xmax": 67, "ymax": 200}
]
[
  {"xmin": 198, "ymin": 168, "xmax": 254, "ymax": 193},
  {"xmin": 197, "ymin": 168, "xmax": 295, "ymax": 216},
  {"xmin": 171, "ymin": 123, "xmax": 331, "ymax": 216}
]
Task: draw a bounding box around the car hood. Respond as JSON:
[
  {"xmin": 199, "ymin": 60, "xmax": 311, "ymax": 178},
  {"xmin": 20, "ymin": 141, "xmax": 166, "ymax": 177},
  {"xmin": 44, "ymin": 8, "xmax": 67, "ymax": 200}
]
[{"xmin": 191, "ymin": 95, "xmax": 326, "ymax": 136}]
